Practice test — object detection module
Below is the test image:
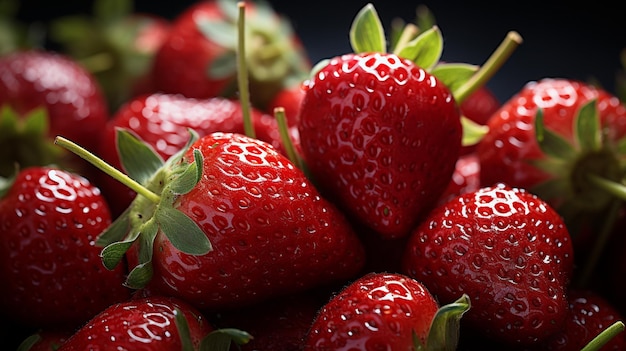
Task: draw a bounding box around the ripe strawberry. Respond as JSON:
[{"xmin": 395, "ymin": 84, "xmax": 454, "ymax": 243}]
[
  {"xmin": 520, "ymin": 290, "xmax": 626, "ymax": 351},
  {"xmin": 0, "ymin": 166, "xmax": 130, "ymax": 329},
  {"xmin": 150, "ymin": 0, "xmax": 311, "ymax": 111},
  {"xmin": 49, "ymin": 0, "xmax": 172, "ymax": 111},
  {"xmin": 96, "ymin": 93, "xmax": 285, "ymax": 215},
  {"xmin": 0, "ymin": 50, "xmax": 109, "ymax": 176},
  {"xmin": 402, "ymin": 183, "xmax": 574, "ymax": 346},
  {"xmin": 436, "ymin": 152, "xmax": 481, "ymax": 206},
  {"xmin": 304, "ymin": 272, "xmax": 470, "ymax": 350},
  {"xmin": 476, "ymin": 78, "xmax": 626, "ymax": 224},
  {"xmin": 266, "ymin": 81, "xmax": 307, "ymax": 128},
  {"xmin": 58, "ymin": 129, "xmax": 366, "ymax": 312},
  {"xmin": 56, "ymin": 296, "xmax": 216, "ymax": 351}
]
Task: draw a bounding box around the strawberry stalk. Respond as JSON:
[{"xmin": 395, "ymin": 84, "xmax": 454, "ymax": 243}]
[
  {"xmin": 581, "ymin": 321, "xmax": 625, "ymax": 351},
  {"xmin": 236, "ymin": 1, "xmax": 255, "ymax": 139}
]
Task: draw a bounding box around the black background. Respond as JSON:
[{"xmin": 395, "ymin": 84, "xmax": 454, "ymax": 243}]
[{"xmin": 15, "ymin": 0, "xmax": 626, "ymax": 104}]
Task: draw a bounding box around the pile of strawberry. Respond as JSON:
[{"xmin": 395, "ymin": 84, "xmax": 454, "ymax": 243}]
[{"xmin": 2, "ymin": 0, "xmax": 626, "ymax": 350}]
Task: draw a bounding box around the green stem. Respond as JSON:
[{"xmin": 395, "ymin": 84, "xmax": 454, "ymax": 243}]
[
  {"xmin": 580, "ymin": 321, "xmax": 625, "ymax": 351},
  {"xmin": 588, "ymin": 173, "xmax": 626, "ymax": 201},
  {"xmin": 54, "ymin": 136, "xmax": 161, "ymax": 204},
  {"xmin": 237, "ymin": 1, "xmax": 255, "ymax": 139},
  {"xmin": 454, "ymin": 31, "xmax": 523, "ymax": 104},
  {"xmin": 274, "ymin": 107, "xmax": 301, "ymax": 168}
]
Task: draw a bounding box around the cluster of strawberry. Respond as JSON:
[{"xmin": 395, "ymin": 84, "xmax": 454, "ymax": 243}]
[{"xmin": 1, "ymin": 1, "xmax": 626, "ymax": 350}]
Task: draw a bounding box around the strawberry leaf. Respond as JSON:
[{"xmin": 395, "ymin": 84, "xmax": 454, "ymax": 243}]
[
  {"xmin": 397, "ymin": 25, "xmax": 443, "ymax": 71},
  {"xmin": 125, "ymin": 219, "xmax": 159, "ymax": 289},
  {"xmin": 425, "ymin": 294, "xmax": 471, "ymax": 351},
  {"xmin": 216, "ymin": 0, "xmax": 239, "ymax": 22},
  {"xmin": 100, "ymin": 238, "xmax": 135, "ymax": 270},
  {"xmin": 196, "ymin": 16, "xmax": 237, "ymax": 49},
  {"xmin": 168, "ymin": 149, "xmax": 203, "ymax": 195},
  {"xmin": 461, "ymin": 116, "xmax": 489, "ymax": 147},
  {"xmin": 430, "ymin": 63, "xmax": 478, "ymax": 94},
  {"xmin": 174, "ymin": 308, "xmax": 195, "ymax": 351},
  {"xmin": 575, "ymin": 99, "xmax": 602, "ymax": 152},
  {"xmin": 350, "ymin": 3, "xmax": 386, "ymax": 54},
  {"xmin": 96, "ymin": 207, "xmax": 130, "ymax": 246},
  {"xmin": 208, "ymin": 51, "xmax": 238, "ymax": 79},
  {"xmin": 117, "ymin": 128, "xmax": 164, "ymax": 184},
  {"xmin": 155, "ymin": 206, "xmax": 212, "ymax": 255},
  {"xmin": 200, "ymin": 328, "xmax": 253, "ymax": 351},
  {"xmin": 535, "ymin": 109, "xmax": 577, "ymax": 160}
]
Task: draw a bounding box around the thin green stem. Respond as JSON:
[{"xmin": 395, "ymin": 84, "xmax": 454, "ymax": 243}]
[
  {"xmin": 54, "ymin": 136, "xmax": 161, "ymax": 204},
  {"xmin": 237, "ymin": 1, "xmax": 255, "ymax": 139},
  {"xmin": 454, "ymin": 31, "xmax": 523, "ymax": 104},
  {"xmin": 274, "ymin": 107, "xmax": 302, "ymax": 169},
  {"xmin": 588, "ymin": 174, "xmax": 626, "ymax": 201},
  {"xmin": 581, "ymin": 321, "xmax": 625, "ymax": 351}
]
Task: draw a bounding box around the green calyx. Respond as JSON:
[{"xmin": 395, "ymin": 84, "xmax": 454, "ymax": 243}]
[
  {"xmin": 415, "ymin": 294, "xmax": 471, "ymax": 351},
  {"xmin": 339, "ymin": 3, "xmax": 523, "ymax": 148},
  {"xmin": 198, "ymin": 0, "xmax": 310, "ymax": 107},
  {"xmin": 0, "ymin": 105, "xmax": 66, "ymax": 178},
  {"xmin": 55, "ymin": 128, "xmax": 212, "ymax": 290}
]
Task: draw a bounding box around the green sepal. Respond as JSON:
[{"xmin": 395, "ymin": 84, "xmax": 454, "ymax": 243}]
[
  {"xmin": 156, "ymin": 205, "xmax": 212, "ymax": 255},
  {"xmin": 575, "ymin": 99, "xmax": 601, "ymax": 152},
  {"xmin": 422, "ymin": 294, "xmax": 471, "ymax": 351},
  {"xmin": 200, "ymin": 328, "xmax": 253, "ymax": 351},
  {"xmin": 93, "ymin": 0, "xmax": 132, "ymax": 23},
  {"xmin": 100, "ymin": 239, "xmax": 135, "ymax": 270},
  {"xmin": 0, "ymin": 172, "xmax": 15, "ymax": 198},
  {"xmin": 216, "ymin": 0, "xmax": 240, "ymax": 22},
  {"xmin": 15, "ymin": 333, "xmax": 42, "ymax": 351},
  {"xmin": 208, "ymin": 51, "xmax": 238, "ymax": 79},
  {"xmin": 616, "ymin": 136, "xmax": 626, "ymax": 155},
  {"xmin": 461, "ymin": 116, "xmax": 489, "ymax": 147},
  {"xmin": 396, "ymin": 25, "xmax": 443, "ymax": 71},
  {"xmin": 535, "ymin": 109, "xmax": 578, "ymax": 160},
  {"xmin": 349, "ymin": 3, "xmax": 386, "ymax": 54},
  {"xmin": 195, "ymin": 16, "xmax": 237, "ymax": 49},
  {"xmin": 96, "ymin": 207, "xmax": 131, "ymax": 246},
  {"xmin": 169, "ymin": 149, "xmax": 203, "ymax": 194},
  {"xmin": 163, "ymin": 128, "xmax": 200, "ymax": 169},
  {"xmin": 124, "ymin": 218, "xmax": 158, "ymax": 289},
  {"xmin": 527, "ymin": 157, "xmax": 570, "ymax": 178},
  {"xmin": 430, "ymin": 63, "xmax": 478, "ymax": 97},
  {"xmin": 117, "ymin": 128, "xmax": 165, "ymax": 184},
  {"xmin": 174, "ymin": 308, "xmax": 195, "ymax": 351}
]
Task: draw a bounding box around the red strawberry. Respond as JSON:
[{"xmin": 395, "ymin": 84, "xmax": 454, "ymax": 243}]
[
  {"xmin": 96, "ymin": 93, "xmax": 285, "ymax": 215},
  {"xmin": 57, "ymin": 296, "xmax": 217, "ymax": 351},
  {"xmin": 436, "ymin": 152, "xmax": 481, "ymax": 206},
  {"xmin": 304, "ymin": 272, "xmax": 470, "ymax": 350},
  {"xmin": 298, "ymin": 12, "xmax": 461, "ymax": 239},
  {"xmin": 0, "ymin": 166, "xmax": 130, "ymax": 329},
  {"xmin": 266, "ymin": 81, "xmax": 307, "ymax": 128},
  {"xmin": 150, "ymin": 0, "xmax": 311, "ymax": 111},
  {"xmin": 57, "ymin": 129, "xmax": 366, "ymax": 312},
  {"xmin": 0, "ymin": 50, "xmax": 109, "ymax": 176},
  {"xmin": 402, "ymin": 183, "xmax": 574, "ymax": 346},
  {"xmin": 520, "ymin": 290, "xmax": 626, "ymax": 351}
]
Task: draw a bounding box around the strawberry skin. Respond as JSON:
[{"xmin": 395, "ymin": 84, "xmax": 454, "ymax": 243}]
[
  {"xmin": 57, "ymin": 296, "xmax": 213, "ymax": 351},
  {"xmin": 0, "ymin": 167, "xmax": 130, "ymax": 328},
  {"xmin": 305, "ymin": 272, "xmax": 440, "ymax": 350},
  {"xmin": 298, "ymin": 52, "xmax": 462, "ymax": 239},
  {"xmin": 403, "ymin": 183, "xmax": 574, "ymax": 345},
  {"xmin": 97, "ymin": 93, "xmax": 284, "ymax": 215},
  {"xmin": 0, "ymin": 50, "xmax": 109, "ymax": 152},
  {"xmin": 126, "ymin": 132, "xmax": 366, "ymax": 310}
]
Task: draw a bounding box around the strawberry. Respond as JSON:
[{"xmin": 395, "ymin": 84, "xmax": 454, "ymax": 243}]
[
  {"xmin": 402, "ymin": 183, "xmax": 574, "ymax": 346},
  {"xmin": 519, "ymin": 290, "xmax": 626, "ymax": 351},
  {"xmin": 49, "ymin": 0, "xmax": 172, "ymax": 111},
  {"xmin": 96, "ymin": 92, "xmax": 285, "ymax": 216},
  {"xmin": 56, "ymin": 129, "xmax": 366, "ymax": 312},
  {"xmin": 15, "ymin": 330, "xmax": 71, "ymax": 351},
  {"xmin": 150, "ymin": 0, "xmax": 311, "ymax": 111},
  {"xmin": 297, "ymin": 5, "xmax": 520, "ymax": 239},
  {"xmin": 436, "ymin": 152, "xmax": 481, "ymax": 206},
  {"xmin": 266, "ymin": 81, "xmax": 307, "ymax": 128},
  {"xmin": 0, "ymin": 50, "xmax": 109, "ymax": 176},
  {"xmin": 56, "ymin": 296, "xmax": 225, "ymax": 351},
  {"xmin": 0, "ymin": 166, "xmax": 130, "ymax": 329},
  {"xmin": 304, "ymin": 272, "xmax": 470, "ymax": 350}
]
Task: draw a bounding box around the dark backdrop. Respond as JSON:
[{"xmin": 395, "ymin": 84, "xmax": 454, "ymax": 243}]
[{"xmin": 15, "ymin": 0, "xmax": 626, "ymax": 103}]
